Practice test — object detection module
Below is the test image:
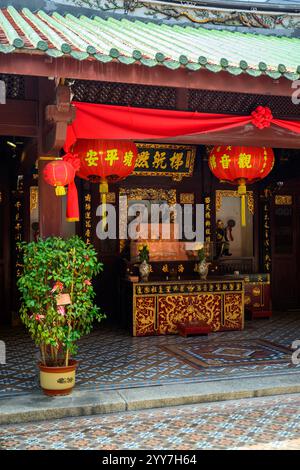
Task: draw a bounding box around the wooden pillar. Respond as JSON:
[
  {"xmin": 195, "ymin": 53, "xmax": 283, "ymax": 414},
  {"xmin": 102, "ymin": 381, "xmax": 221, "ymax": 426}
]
[
  {"xmin": 38, "ymin": 78, "xmax": 76, "ymax": 238},
  {"xmin": 38, "ymin": 157, "xmax": 63, "ymax": 238}
]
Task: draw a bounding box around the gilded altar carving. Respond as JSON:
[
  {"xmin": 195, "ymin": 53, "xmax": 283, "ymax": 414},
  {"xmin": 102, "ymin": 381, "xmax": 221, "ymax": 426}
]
[
  {"xmin": 134, "ymin": 296, "xmax": 156, "ymax": 336},
  {"xmin": 216, "ymin": 190, "xmax": 254, "ymax": 215},
  {"xmin": 157, "ymin": 294, "xmax": 222, "ymax": 334},
  {"xmin": 134, "ymin": 281, "xmax": 243, "ymax": 296},
  {"xmin": 252, "ymin": 287, "xmax": 261, "ymax": 297},
  {"xmin": 133, "ymin": 280, "xmax": 244, "ymax": 336},
  {"xmin": 223, "ymin": 293, "xmax": 244, "ymax": 330}
]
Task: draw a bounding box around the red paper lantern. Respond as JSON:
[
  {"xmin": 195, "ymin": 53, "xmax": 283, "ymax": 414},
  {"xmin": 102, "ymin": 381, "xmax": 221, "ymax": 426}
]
[
  {"xmin": 73, "ymin": 139, "xmax": 138, "ymax": 190},
  {"xmin": 208, "ymin": 145, "xmax": 275, "ymax": 225},
  {"xmin": 43, "ymin": 160, "xmax": 75, "ymax": 196},
  {"xmin": 70, "ymin": 139, "xmax": 138, "ymax": 226}
]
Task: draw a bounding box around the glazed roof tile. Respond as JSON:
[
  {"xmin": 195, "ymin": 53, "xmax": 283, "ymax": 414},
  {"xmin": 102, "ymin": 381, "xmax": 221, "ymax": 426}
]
[{"xmin": 0, "ymin": 6, "xmax": 299, "ymax": 80}]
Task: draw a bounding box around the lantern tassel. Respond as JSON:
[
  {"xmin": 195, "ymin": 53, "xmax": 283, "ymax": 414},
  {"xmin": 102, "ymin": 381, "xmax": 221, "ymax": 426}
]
[
  {"xmin": 241, "ymin": 195, "xmax": 246, "ymax": 227},
  {"xmin": 100, "ymin": 180, "xmax": 108, "ymax": 230},
  {"xmin": 55, "ymin": 186, "xmax": 66, "ymax": 196},
  {"xmin": 66, "ymin": 181, "xmax": 79, "ymax": 222},
  {"xmin": 238, "ymin": 179, "xmax": 247, "ymax": 227}
]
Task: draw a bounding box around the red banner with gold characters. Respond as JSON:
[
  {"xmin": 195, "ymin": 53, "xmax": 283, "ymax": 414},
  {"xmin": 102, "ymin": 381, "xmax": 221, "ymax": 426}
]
[{"xmin": 73, "ymin": 139, "xmax": 138, "ymax": 184}]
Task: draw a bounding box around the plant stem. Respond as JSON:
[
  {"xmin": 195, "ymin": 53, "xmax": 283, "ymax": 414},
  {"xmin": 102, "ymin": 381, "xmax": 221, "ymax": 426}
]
[
  {"xmin": 50, "ymin": 344, "xmax": 54, "ymax": 364},
  {"xmin": 65, "ymin": 248, "xmax": 76, "ymax": 367},
  {"xmin": 65, "ymin": 345, "xmax": 69, "ymax": 367},
  {"xmin": 65, "ymin": 325, "xmax": 71, "ymax": 366},
  {"xmin": 40, "ymin": 344, "xmax": 46, "ymax": 365}
]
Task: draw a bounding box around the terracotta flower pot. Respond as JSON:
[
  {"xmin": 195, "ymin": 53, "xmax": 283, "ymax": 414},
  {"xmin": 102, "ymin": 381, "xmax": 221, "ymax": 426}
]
[{"xmin": 38, "ymin": 360, "xmax": 78, "ymax": 396}]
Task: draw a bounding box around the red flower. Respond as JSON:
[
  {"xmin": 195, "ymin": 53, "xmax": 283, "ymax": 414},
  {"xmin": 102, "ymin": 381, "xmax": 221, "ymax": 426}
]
[
  {"xmin": 57, "ymin": 306, "xmax": 65, "ymax": 316},
  {"xmin": 51, "ymin": 281, "xmax": 64, "ymax": 294},
  {"xmin": 35, "ymin": 314, "xmax": 45, "ymax": 321},
  {"xmin": 84, "ymin": 279, "xmax": 92, "ymax": 286}
]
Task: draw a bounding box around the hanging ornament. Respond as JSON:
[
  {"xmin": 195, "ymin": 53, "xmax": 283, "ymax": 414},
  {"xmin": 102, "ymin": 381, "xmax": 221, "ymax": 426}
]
[
  {"xmin": 69, "ymin": 139, "xmax": 138, "ymax": 226},
  {"xmin": 63, "ymin": 153, "xmax": 81, "ymax": 223},
  {"xmin": 43, "ymin": 160, "xmax": 75, "ymax": 196},
  {"xmin": 208, "ymin": 145, "xmax": 275, "ymax": 226},
  {"xmin": 43, "ymin": 159, "xmax": 80, "ymax": 223}
]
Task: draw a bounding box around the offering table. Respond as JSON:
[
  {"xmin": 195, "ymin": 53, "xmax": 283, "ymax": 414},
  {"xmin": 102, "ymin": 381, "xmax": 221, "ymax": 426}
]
[{"xmin": 124, "ymin": 278, "xmax": 244, "ymax": 336}]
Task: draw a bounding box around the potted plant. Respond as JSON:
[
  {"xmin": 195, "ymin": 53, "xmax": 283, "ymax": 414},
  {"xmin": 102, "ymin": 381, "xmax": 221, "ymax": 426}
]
[
  {"xmin": 17, "ymin": 236, "xmax": 105, "ymax": 396},
  {"xmin": 138, "ymin": 243, "xmax": 150, "ymax": 282}
]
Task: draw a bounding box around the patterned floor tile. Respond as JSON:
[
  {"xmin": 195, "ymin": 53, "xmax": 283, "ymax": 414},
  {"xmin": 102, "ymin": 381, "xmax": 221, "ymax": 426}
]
[
  {"xmin": 0, "ymin": 394, "xmax": 299, "ymax": 450},
  {"xmin": 0, "ymin": 312, "xmax": 299, "ymax": 397}
]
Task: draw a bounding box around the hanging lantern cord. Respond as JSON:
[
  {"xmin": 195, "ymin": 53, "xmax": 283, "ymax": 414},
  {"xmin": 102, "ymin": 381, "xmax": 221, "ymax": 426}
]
[
  {"xmin": 238, "ymin": 179, "xmax": 247, "ymax": 227},
  {"xmin": 99, "ymin": 180, "xmax": 108, "ymax": 230}
]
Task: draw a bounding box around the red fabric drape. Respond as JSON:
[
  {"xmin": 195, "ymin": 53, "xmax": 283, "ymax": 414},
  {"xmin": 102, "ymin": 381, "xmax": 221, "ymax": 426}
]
[
  {"xmin": 66, "ymin": 181, "xmax": 79, "ymax": 222},
  {"xmin": 65, "ymin": 102, "xmax": 300, "ymax": 150},
  {"xmin": 272, "ymin": 119, "xmax": 300, "ymax": 134}
]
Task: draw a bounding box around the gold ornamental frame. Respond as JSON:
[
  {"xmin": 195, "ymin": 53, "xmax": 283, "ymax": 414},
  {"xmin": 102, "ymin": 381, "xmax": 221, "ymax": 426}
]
[
  {"xmin": 30, "ymin": 187, "xmax": 38, "ymax": 212},
  {"xmin": 180, "ymin": 193, "xmax": 195, "ymax": 204},
  {"xmin": 216, "ymin": 190, "xmax": 254, "ymax": 215},
  {"xmin": 275, "ymin": 195, "xmax": 292, "ymax": 205},
  {"xmin": 119, "ymin": 188, "xmax": 177, "ymax": 252},
  {"xmin": 133, "ymin": 143, "xmax": 196, "ymax": 181},
  {"xmin": 119, "ymin": 188, "xmax": 177, "ymax": 205}
]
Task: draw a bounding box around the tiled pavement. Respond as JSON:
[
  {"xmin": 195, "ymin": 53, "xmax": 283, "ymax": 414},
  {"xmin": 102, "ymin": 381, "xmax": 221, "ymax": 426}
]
[
  {"xmin": 0, "ymin": 394, "xmax": 299, "ymax": 450},
  {"xmin": 0, "ymin": 312, "xmax": 299, "ymax": 397}
]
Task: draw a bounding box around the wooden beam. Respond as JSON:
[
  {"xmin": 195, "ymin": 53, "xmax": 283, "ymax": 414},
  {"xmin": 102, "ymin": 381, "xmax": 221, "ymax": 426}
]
[
  {"xmin": 0, "ymin": 99, "xmax": 37, "ymax": 137},
  {"xmin": 151, "ymin": 125, "xmax": 300, "ymax": 148},
  {"xmin": 44, "ymin": 84, "xmax": 76, "ymax": 152},
  {"xmin": 0, "ymin": 52, "xmax": 295, "ymax": 97},
  {"xmin": 176, "ymin": 89, "xmax": 189, "ymax": 111}
]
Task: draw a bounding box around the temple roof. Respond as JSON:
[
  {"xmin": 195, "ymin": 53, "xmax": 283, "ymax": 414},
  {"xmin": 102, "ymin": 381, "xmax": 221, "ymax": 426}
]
[{"xmin": 0, "ymin": 5, "xmax": 299, "ymax": 80}]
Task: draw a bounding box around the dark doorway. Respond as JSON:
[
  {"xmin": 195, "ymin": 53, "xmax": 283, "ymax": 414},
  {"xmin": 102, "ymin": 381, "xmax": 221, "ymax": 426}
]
[
  {"xmin": 0, "ymin": 137, "xmax": 29, "ymax": 325},
  {"xmin": 271, "ymin": 183, "xmax": 300, "ymax": 311}
]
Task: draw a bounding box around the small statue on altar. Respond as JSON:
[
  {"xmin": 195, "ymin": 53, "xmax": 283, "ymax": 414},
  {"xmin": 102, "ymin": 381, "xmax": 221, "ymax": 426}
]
[{"xmin": 215, "ymin": 219, "xmax": 233, "ymax": 259}]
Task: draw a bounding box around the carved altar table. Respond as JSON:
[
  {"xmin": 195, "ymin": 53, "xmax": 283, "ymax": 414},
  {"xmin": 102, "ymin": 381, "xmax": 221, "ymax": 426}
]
[{"xmin": 123, "ymin": 278, "xmax": 244, "ymax": 336}]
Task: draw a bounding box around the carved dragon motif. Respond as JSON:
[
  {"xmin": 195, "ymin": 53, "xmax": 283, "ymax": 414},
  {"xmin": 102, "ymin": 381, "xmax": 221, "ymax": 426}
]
[{"xmin": 63, "ymin": 0, "xmax": 300, "ymax": 29}]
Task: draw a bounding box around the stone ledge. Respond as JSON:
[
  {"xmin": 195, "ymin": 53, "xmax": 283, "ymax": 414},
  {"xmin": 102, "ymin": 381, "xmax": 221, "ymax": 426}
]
[{"xmin": 1, "ymin": 373, "xmax": 300, "ymax": 424}]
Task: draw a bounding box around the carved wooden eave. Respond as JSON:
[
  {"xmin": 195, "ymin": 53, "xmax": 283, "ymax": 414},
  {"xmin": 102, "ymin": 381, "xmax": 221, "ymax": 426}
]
[
  {"xmin": 153, "ymin": 124, "xmax": 300, "ymax": 149},
  {"xmin": 44, "ymin": 84, "xmax": 76, "ymax": 153}
]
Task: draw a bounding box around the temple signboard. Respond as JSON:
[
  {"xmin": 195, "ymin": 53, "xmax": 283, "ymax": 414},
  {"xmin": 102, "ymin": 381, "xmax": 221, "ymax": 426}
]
[{"xmin": 133, "ymin": 143, "xmax": 196, "ymax": 181}]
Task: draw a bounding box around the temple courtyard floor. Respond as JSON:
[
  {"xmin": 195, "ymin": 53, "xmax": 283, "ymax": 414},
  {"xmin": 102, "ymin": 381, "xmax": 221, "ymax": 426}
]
[
  {"xmin": 1, "ymin": 393, "xmax": 300, "ymax": 450},
  {"xmin": 0, "ymin": 311, "xmax": 300, "ymax": 441}
]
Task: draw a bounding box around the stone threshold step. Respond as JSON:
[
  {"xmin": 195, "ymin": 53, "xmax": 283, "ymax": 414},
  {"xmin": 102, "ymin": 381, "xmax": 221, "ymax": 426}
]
[{"xmin": 1, "ymin": 372, "xmax": 300, "ymax": 425}]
